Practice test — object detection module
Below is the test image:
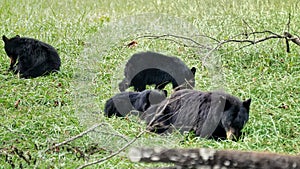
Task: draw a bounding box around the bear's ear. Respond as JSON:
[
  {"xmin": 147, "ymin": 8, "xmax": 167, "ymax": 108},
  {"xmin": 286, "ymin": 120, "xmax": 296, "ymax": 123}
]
[
  {"xmin": 243, "ymin": 98, "xmax": 251, "ymax": 111},
  {"xmin": 15, "ymin": 35, "xmax": 20, "ymax": 38},
  {"xmin": 162, "ymin": 90, "xmax": 168, "ymax": 97},
  {"xmin": 191, "ymin": 67, "xmax": 196, "ymax": 75},
  {"xmin": 2, "ymin": 35, "xmax": 9, "ymax": 43},
  {"xmin": 141, "ymin": 91, "xmax": 152, "ymax": 111},
  {"xmin": 136, "ymin": 90, "xmax": 151, "ymax": 112}
]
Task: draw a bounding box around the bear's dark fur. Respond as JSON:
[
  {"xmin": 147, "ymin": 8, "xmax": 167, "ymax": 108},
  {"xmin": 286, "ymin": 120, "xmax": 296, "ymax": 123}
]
[
  {"xmin": 104, "ymin": 89, "xmax": 167, "ymax": 117},
  {"xmin": 142, "ymin": 89, "xmax": 251, "ymax": 140},
  {"xmin": 119, "ymin": 51, "xmax": 196, "ymax": 92},
  {"xmin": 2, "ymin": 35, "xmax": 61, "ymax": 78}
]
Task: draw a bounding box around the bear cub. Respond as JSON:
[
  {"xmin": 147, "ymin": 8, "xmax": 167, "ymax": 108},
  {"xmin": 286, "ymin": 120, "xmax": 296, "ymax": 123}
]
[
  {"xmin": 2, "ymin": 35, "xmax": 61, "ymax": 78},
  {"xmin": 119, "ymin": 51, "xmax": 196, "ymax": 92},
  {"xmin": 104, "ymin": 89, "xmax": 167, "ymax": 117}
]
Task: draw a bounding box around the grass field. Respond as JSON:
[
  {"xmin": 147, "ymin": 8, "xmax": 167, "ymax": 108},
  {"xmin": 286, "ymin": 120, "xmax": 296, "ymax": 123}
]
[{"xmin": 0, "ymin": 0, "xmax": 299, "ymax": 168}]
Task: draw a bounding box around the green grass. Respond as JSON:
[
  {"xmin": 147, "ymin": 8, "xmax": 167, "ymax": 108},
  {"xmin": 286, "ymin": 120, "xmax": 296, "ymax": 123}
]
[{"xmin": 0, "ymin": 0, "xmax": 299, "ymax": 168}]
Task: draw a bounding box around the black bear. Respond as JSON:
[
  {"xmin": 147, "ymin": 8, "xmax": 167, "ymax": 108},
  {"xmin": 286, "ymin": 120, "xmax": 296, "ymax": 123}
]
[
  {"xmin": 2, "ymin": 35, "xmax": 61, "ymax": 78},
  {"xmin": 119, "ymin": 51, "xmax": 196, "ymax": 92},
  {"xmin": 104, "ymin": 89, "xmax": 167, "ymax": 117},
  {"xmin": 141, "ymin": 89, "xmax": 251, "ymax": 140}
]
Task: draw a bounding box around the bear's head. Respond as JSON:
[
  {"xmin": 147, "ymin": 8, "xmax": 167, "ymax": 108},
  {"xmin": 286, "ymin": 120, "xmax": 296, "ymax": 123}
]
[
  {"xmin": 220, "ymin": 97, "xmax": 251, "ymax": 140},
  {"xmin": 2, "ymin": 35, "xmax": 21, "ymax": 69}
]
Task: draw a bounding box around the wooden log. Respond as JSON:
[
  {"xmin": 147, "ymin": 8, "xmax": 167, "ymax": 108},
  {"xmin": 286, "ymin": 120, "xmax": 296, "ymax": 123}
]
[{"xmin": 129, "ymin": 147, "xmax": 300, "ymax": 169}]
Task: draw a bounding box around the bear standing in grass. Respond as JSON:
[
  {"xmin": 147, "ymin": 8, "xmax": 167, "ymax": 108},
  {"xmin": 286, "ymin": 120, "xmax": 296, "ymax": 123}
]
[
  {"xmin": 104, "ymin": 89, "xmax": 167, "ymax": 117},
  {"xmin": 2, "ymin": 35, "xmax": 61, "ymax": 78},
  {"xmin": 119, "ymin": 51, "xmax": 196, "ymax": 92},
  {"xmin": 141, "ymin": 89, "xmax": 251, "ymax": 140}
]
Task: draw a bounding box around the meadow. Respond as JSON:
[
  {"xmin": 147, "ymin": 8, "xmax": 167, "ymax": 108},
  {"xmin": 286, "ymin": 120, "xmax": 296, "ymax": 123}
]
[{"xmin": 0, "ymin": 0, "xmax": 299, "ymax": 168}]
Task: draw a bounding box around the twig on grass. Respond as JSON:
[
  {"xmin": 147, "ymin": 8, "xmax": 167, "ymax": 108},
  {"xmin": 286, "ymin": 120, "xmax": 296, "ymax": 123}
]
[
  {"xmin": 46, "ymin": 123, "xmax": 108, "ymax": 153},
  {"xmin": 77, "ymin": 130, "xmax": 146, "ymax": 169},
  {"xmin": 93, "ymin": 130, "xmax": 129, "ymax": 142},
  {"xmin": 193, "ymin": 34, "xmax": 220, "ymax": 43},
  {"xmin": 135, "ymin": 14, "xmax": 300, "ymax": 57},
  {"xmin": 284, "ymin": 32, "xmax": 300, "ymax": 46},
  {"xmin": 286, "ymin": 13, "xmax": 291, "ymax": 33},
  {"xmin": 204, "ymin": 30, "xmax": 300, "ymax": 56},
  {"xmin": 242, "ymin": 19, "xmax": 255, "ymax": 40},
  {"xmin": 13, "ymin": 147, "xmax": 31, "ymax": 165},
  {"xmin": 217, "ymin": 30, "xmax": 284, "ymax": 46},
  {"xmin": 285, "ymin": 13, "xmax": 292, "ymax": 53},
  {"xmin": 135, "ymin": 34, "xmax": 212, "ymax": 50}
]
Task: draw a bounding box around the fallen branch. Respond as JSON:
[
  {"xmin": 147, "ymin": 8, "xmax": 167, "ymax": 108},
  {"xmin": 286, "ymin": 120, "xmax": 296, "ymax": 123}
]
[
  {"xmin": 129, "ymin": 147, "xmax": 300, "ymax": 169},
  {"xmin": 77, "ymin": 130, "xmax": 145, "ymax": 169},
  {"xmin": 284, "ymin": 32, "xmax": 300, "ymax": 46},
  {"xmin": 221, "ymin": 31, "xmax": 284, "ymax": 44},
  {"xmin": 135, "ymin": 30, "xmax": 300, "ymax": 59},
  {"xmin": 135, "ymin": 34, "xmax": 212, "ymax": 50},
  {"xmin": 93, "ymin": 130, "xmax": 129, "ymax": 142},
  {"xmin": 46, "ymin": 123, "xmax": 107, "ymax": 152}
]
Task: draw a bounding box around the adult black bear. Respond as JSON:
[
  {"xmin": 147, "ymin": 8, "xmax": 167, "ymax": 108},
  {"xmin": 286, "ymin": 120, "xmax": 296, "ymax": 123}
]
[
  {"xmin": 119, "ymin": 51, "xmax": 196, "ymax": 92},
  {"xmin": 2, "ymin": 35, "xmax": 61, "ymax": 78},
  {"xmin": 104, "ymin": 89, "xmax": 167, "ymax": 117},
  {"xmin": 141, "ymin": 89, "xmax": 251, "ymax": 140}
]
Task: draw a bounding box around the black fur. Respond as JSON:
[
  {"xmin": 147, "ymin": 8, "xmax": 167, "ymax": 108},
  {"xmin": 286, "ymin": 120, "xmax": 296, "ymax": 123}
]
[
  {"xmin": 119, "ymin": 51, "xmax": 196, "ymax": 92},
  {"xmin": 104, "ymin": 89, "xmax": 167, "ymax": 117},
  {"xmin": 143, "ymin": 89, "xmax": 251, "ymax": 140},
  {"xmin": 2, "ymin": 35, "xmax": 61, "ymax": 78}
]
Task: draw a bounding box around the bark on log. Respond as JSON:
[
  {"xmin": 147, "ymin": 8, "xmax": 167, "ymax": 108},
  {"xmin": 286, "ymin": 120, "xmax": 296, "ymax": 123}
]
[{"xmin": 128, "ymin": 147, "xmax": 300, "ymax": 169}]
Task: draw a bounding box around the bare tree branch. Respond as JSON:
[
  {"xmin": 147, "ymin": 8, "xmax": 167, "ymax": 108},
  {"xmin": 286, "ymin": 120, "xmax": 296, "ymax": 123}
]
[
  {"xmin": 77, "ymin": 130, "xmax": 145, "ymax": 169},
  {"xmin": 243, "ymin": 30, "xmax": 283, "ymax": 37},
  {"xmin": 135, "ymin": 34, "xmax": 212, "ymax": 50},
  {"xmin": 286, "ymin": 13, "xmax": 291, "ymax": 33},
  {"xmin": 221, "ymin": 34, "xmax": 284, "ymax": 44},
  {"xmin": 193, "ymin": 34, "xmax": 220, "ymax": 43},
  {"xmin": 205, "ymin": 30, "xmax": 300, "ymax": 55},
  {"xmin": 242, "ymin": 19, "xmax": 255, "ymax": 39},
  {"xmin": 93, "ymin": 130, "xmax": 129, "ymax": 142},
  {"xmin": 136, "ymin": 28, "xmax": 300, "ymax": 59},
  {"xmin": 284, "ymin": 32, "xmax": 300, "ymax": 46},
  {"xmin": 286, "ymin": 37, "xmax": 291, "ymax": 53},
  {"xmin": 46, "ymin": 123, "xmax": 107, "ymax": 152}
]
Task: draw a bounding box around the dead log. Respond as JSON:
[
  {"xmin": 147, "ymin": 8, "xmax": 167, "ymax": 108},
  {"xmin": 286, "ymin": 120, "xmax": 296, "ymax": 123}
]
[{"xmin": 128, "ymin": 147, "xmax": 300, "ymax": 169}]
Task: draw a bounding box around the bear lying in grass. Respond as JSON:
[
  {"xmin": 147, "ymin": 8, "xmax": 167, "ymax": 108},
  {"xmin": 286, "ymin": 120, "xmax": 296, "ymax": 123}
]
[
  {"xmin": 119, "ymin": 51, "xmax": 196, "ymax": 92},
  {"xmin": 141, "ymin": 89, "xmax": 251, "ymax": 140},
  {"xmin": 2, "ymin": 35, "xmax": 61, "ymax": 78},
  {"xmin": 104, "ymin": 89, "xmax": 167, "ymax": 117}
]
